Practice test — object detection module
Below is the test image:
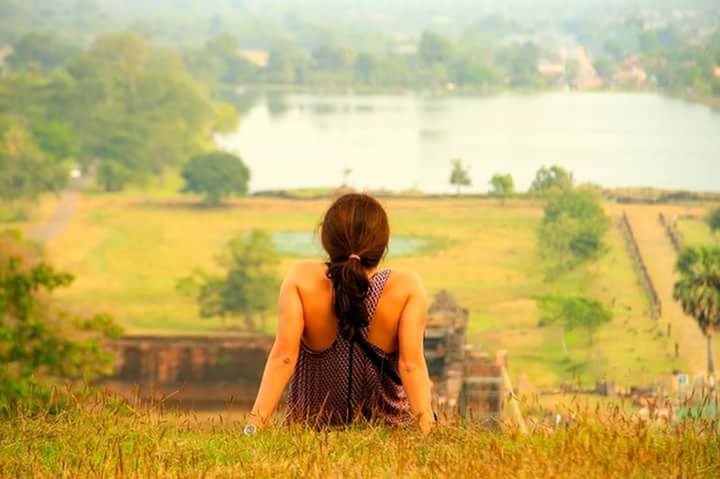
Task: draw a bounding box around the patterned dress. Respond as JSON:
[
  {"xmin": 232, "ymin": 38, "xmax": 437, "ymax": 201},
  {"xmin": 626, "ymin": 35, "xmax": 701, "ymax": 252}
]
[{"xmin": 287, "ymin": 269, "xmax": 413, "ymax": 427}]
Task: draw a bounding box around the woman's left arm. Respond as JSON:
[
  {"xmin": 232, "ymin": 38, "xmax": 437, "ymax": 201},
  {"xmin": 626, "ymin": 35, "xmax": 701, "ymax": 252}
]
[{"xmin": 248, "ymin": 266, "xmax": 304, "ymax": 428}]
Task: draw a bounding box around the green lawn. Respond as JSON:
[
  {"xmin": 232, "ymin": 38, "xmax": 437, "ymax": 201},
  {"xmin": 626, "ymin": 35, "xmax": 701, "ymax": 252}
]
[
  {"xmin": 15, "ymin": 188, "xmax": 696, "ymax": 389},
  {"xmin": 677, "ymin": 217, "xmax": 719, "ymax": 247}
]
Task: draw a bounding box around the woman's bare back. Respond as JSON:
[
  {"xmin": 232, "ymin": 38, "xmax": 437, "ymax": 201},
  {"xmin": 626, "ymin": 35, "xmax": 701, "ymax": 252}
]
[{"xmin": 292, "ymin": 260, "xmax": 420, "ymax": 354}]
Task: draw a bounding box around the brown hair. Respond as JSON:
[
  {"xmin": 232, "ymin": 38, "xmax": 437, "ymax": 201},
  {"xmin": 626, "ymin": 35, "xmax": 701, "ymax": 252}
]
[{"xmin": 320, "ymin": 193, "xmax": 389, "ymax": 340}]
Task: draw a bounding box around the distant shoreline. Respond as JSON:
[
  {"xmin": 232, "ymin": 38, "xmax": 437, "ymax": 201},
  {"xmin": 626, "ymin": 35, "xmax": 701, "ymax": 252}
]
[
  {"xmin": 229, "ymin": 83, "xmax": 720, "ymax": 110},
  {"xmin": 251, "ymin": 187, "xmax": 720, "ymax": 204}
]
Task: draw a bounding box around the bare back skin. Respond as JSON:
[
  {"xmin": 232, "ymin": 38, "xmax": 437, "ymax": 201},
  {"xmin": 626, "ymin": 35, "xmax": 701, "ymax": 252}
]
[{"xmin": 297, "ymin": 261, "xmax": 411, "ymax": 354}]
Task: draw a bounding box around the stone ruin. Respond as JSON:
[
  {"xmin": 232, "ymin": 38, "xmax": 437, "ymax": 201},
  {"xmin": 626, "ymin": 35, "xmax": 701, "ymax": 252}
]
[
  {"xmin": 103, "ymin": 335, "xmax": 273, "ymax": 408},
  {"xmin": 425, "ymin": 290, "xmax": 504, "ymax": 420},
  {"xmin": 425, "ymin": 290, "xmax": 468, "ymax": 405},
  {"xmin": 103, "ymin": 291, "xmax": 504, "ymax": 419}
]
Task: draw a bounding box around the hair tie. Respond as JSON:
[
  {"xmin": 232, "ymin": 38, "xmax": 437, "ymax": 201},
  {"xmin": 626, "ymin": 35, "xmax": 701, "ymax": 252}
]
[{"xmin": 348, "ymin": 254, "xmax": 361, "ymax": 261}]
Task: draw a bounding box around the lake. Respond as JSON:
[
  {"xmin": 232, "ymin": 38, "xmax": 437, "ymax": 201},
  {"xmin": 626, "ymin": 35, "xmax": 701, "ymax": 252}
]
[
  {"xmin": 216, "ymin": 92, "xmax": 720, "ymax": 193},
  {"xmin": 271, "ymin": 231, "xmax": 429, "ymax": 258}
]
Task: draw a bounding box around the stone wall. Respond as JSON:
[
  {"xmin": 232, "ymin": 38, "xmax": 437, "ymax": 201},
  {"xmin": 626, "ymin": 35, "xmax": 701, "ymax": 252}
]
[{"xmin": 103, "ymin": 335, "xmax": 273, "ymax": 407}]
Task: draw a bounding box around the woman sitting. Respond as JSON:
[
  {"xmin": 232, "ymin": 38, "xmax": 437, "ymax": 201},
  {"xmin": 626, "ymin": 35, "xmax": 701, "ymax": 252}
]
[{"xmin": 246, "ymin": 193, "xmax": 434, "ymax": 434}]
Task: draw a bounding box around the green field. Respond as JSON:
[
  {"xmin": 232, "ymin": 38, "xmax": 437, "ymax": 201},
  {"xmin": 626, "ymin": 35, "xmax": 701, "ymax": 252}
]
[
  {"xmin": 16, "ymin": 182, "xmax": 715, "ymax": 390},
  {"xmin": 677, "ymin": 217, "xmax": 719, "ymax": 247}
]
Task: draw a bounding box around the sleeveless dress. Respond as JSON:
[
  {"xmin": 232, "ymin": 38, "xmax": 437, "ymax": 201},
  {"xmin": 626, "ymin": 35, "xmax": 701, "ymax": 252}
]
[{"xmin": 286, "ymin": 269, "xmax": 413, "ymax": 427}]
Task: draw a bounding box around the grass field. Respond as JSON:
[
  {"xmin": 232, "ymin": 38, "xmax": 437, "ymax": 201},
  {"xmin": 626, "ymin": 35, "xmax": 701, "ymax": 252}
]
[
  {"xmin": 628, "ymin": 205, "xmax": 720, "ymax": 377},
  {"xmin": 677, "ymin": 217, "xmax": 719, "ymax": 247},
  {"xmin": 13, "ymin": 181, "xmax": 715, "ymax": 390},
  {"xmin": 1, "ymin": 391, "xmax": 719, "ymax": 478}
]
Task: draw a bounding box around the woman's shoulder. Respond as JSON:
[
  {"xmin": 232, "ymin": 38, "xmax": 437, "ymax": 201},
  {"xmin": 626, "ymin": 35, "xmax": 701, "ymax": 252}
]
[
  {"xmin": 284, "ymin": 260, "xmax": 328, "ymax": 282},
  {"xmin": 385, "ymin": 268, "xmax": 426, "ymax": 297}
]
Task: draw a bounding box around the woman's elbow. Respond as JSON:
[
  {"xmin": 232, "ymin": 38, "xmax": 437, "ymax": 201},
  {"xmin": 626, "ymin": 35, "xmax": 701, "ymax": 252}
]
[
  {"xmin": 269, "ymin": 344, "xmax": 299, "ymax": 368},
  {"xmin": 398, "ymin": 357, "xmax": 425, "ymax": 375}
]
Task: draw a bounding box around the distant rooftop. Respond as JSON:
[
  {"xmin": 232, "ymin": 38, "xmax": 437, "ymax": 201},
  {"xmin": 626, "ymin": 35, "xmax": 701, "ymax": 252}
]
[{"xmin": 236, "ymin": 49, "xmax": 269, "ymax": 68}]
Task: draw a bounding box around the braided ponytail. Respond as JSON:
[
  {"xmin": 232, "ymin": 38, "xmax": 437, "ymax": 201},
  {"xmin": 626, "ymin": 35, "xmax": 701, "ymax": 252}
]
[
  {"xmin": 321, "ymin": 194, "xmax": 389, "ymax": 340},
  {"xmin": 326, "ymin": 258, "xmax": 370, "ymax": 340}
]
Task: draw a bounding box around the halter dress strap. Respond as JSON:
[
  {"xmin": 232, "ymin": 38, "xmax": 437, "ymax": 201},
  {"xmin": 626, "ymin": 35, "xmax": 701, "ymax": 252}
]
[{"xmin": 346, "ymin": 270, "xmax": 395, "ymax": 422}]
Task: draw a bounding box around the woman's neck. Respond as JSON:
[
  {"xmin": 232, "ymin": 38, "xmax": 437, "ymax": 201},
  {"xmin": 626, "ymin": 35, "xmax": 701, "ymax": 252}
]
[{"xmin": 365, "ymin": 266, "xmax": 380, "ymax": 279}]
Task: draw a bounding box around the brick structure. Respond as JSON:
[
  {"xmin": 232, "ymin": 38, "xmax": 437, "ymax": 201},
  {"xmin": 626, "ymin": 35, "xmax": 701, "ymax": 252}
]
[{"xmin": 103, "ymin": 335, "xmax": 273, "ymax": 408}]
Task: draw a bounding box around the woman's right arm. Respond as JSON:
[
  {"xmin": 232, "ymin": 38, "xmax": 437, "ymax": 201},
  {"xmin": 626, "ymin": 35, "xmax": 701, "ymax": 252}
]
[
  {"xmin": 397, "ymin": 272, "xmax": 435, "ymax": 434},
  {"xmin": 247, "ymin": 264, "xmax": 304, "ymax": 428}
]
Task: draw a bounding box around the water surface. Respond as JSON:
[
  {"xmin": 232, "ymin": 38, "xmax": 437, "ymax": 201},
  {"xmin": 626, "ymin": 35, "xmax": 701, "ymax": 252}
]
[
  {"xmin": 216, "ymin": 92, "xmax": 720, "ymax": 193},
  {"xmin": 272, "ymin": 231, "xmax": 428, "ymax": 258}
]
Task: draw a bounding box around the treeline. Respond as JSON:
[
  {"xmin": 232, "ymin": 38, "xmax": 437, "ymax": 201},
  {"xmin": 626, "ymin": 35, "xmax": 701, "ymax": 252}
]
[
  {"xmin": 183, "ymin": 30, "xmax": 553, "ymax": 91},
  {"xmin": 2, "ymin": 1, "xmax": 719, "ymax": 99},
  {"xmin": 173, "ymin": 22, "xmax": 720, "ymax": 101},
  {"xmin": 641, "ymin": 32, "xmax": 720, "ymax": 97},
  {"xmin": 0, "ymin": 32, "xmax": 238, "ymax": 207},
  {"xmin": 574, "ymin": 16, "xmax": 720, "ymax": 97}
]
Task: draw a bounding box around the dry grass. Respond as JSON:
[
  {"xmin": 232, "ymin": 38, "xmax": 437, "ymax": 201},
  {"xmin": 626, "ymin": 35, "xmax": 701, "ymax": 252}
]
[{"xmin": 1, "ymin": 390, "xmax": 718, "ymax": 478}]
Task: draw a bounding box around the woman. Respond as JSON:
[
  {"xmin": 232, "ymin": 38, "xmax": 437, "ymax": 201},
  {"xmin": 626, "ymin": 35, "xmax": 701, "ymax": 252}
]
[{"xmin": 245, "ymin": 193, "xmax": 434, "ymax": 434}]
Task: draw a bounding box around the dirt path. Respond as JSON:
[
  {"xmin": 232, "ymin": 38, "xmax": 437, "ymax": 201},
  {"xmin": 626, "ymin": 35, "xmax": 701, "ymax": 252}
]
[
  {"xmin": 28, "ymin": 173, "xmax": 93, "ymax": 242},
  {"xmin": 623, "ymin": 205, "xmax": 709, "ymax": 374}
]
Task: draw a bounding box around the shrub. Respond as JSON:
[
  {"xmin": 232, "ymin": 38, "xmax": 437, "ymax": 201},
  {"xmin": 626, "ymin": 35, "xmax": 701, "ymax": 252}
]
[{"xmin": 0, "ymin": 230, "xmax": 121, "ymax": 415}]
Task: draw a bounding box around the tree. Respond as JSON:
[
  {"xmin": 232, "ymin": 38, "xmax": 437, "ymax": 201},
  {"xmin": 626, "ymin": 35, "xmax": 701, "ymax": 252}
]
[
  {"xmin": 537, "ymin": 294, "xmax": 613, "ymax": 349},
  {"xmin": 184, "ymin": 34, "xmax": 258, "ymax": 88},
  {"xmin": 489, "ymin": 173, "xmax": 515, "ymax": 203},
  {"xmin": 707, "ymin": 207, "xmax": 720, "ymax": 234},
  {"xmin": 354, "ymin": 53, "xmax": 378, "ymax": 84},
  {"xmin": 0, "ymin": 230, "xmax": 121, "ymax": 415},
  {"xmin": 264, "ymin": 49, "xmax": 304, "ymax": 83},
  {"xmin": 673, "ymin": 246, "xmax": 720, "ymax": 378},
  {"xmin": 539, "ymin": 188, "xmax": 609, "ymax": 275},
  {"xmin": 181, "ymin": 151, "xmax": 250, "ymax": 205},
  {"xmin": 30, "ymin": 121, "xmax": 77, "ymax": 162},
  {"xmin": 419, "ymin": 31, "xmax": 455, "ymax": 66},
  {"xmin": 312, "ymin": 44, "xmax": 355, "ymax": 70},
  {"xmin": 96, "ymin": 160, "xmax": 132, "ymax": 193},
  {"xmin": 0, "ymin": 33, "xmax": 236, "ymax": 195},
  {"xmin": 496, "ymin": 42, "xmax": 545, "ymax": 88},
  {"xmin": 0, "ymin": 120, "xmax": 68, "ymax": 203},
  {"xmin": 450, "ymin": 58, "xmax": 500, "ymax": 87},
  {"xmin": 179, "ymin": 230, "xmax": 280, "ymax": 330},
  {"xmin": 449, "ymin": 158, "xmax": 471, "ymax": 196},
  {"xmin": 8, "ymin": 32, "xmax": 80, "ymax": 71},
  {"xmin": 529, "ymin": 165, "xmax": 574, "ymax": 195},
  {"xmin": 63, "ymin": 33, "xmax": 234, "ymax": 190}
]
